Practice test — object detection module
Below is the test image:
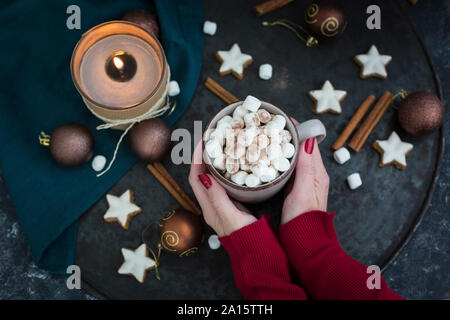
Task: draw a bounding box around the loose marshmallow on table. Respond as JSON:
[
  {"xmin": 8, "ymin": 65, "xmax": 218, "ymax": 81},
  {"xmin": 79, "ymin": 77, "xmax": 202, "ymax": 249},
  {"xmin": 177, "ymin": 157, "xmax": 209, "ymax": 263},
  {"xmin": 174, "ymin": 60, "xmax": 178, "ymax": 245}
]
[
  {"xmin": 208, "ymin": 234, "xmax": 221, "ymax": 250},
  {"xmin": 231, "ymin": 171, "xmax": 248, "ymax": 186},
  {"xmin": 168, "ymin": 80, "xmax": 180, "ymax": 96},
  {"xmin": 245, "ymin": 173, "xmax": 261, "ymax": 187},
  {"xmin": 92, "ymin": 155, "xmax": 106, "ymax": 172},
  {"xmin": 242, "ymin": 95, "xmax": 261, "ymax": 112},
  {"xmin": 347, "ymin": 173, "xmax": 362, "ymax": 190},
  {"xmin": 333, "ymin": 147, "xmax": 351, "ymax": 165},
  {"xmin": 259, "ymin": 64, "xmax": 273, "ymax": 80},
  {"xmin": 203, "ymin": 21, "xmax": 217, "ymax": 36},
  {"xmin": 282, "ymin": 143, "xmax": 295, "ymax": 159}
]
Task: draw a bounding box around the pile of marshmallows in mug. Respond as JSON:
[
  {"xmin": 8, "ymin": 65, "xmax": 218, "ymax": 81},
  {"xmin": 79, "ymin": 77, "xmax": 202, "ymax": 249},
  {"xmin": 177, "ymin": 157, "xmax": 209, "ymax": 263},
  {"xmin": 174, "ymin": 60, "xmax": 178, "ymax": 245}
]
[{"xmin": 205, "ymin": 96, "xmax": 295, "ymax": 188}]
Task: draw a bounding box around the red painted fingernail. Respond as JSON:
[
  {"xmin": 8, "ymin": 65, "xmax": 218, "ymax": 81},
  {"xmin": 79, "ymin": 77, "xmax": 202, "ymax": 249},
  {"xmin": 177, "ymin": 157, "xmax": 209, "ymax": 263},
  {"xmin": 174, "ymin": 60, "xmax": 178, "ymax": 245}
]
[
  {"xmin": 198, "ymin": 174, "xmax": 212, "ymax": 189},
  {"xmin": 305, "ymin": 137, "xmax": 315, "ymax": 154}
]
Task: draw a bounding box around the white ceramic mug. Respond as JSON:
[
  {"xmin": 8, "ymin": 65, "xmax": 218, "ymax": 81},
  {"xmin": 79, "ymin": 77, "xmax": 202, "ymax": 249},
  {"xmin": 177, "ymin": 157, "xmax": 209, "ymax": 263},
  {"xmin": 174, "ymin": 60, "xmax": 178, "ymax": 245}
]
[{"xmin": 203, "ymin": 101, "xmax": 326, "ymax": 203}]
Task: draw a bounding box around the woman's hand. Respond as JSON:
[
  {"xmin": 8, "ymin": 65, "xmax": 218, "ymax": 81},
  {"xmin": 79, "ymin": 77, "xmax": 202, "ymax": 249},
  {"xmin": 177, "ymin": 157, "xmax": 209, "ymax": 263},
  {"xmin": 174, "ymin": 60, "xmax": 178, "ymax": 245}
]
[
  {"xmin": 282, "ymin": 118, "xmax": 330, "ymax": 225},
  {"xmin": 189, "ymin": 141, "xmax": 257, "ymax": 237}
]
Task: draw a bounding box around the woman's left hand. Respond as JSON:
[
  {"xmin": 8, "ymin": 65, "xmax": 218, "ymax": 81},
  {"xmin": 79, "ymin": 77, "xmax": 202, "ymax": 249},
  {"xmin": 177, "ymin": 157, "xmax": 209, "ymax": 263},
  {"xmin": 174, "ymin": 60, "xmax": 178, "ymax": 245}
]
[{"xmin": 189, "ymin": 141, "xmax": 257, "ymax": 237}]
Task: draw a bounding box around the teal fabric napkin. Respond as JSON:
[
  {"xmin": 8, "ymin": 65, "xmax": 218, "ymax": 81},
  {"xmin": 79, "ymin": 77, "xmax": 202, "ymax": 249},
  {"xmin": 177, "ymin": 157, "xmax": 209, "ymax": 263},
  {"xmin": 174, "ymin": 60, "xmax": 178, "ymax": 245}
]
[{"xmin": 0, "ymin": 0, "xmax": 203, "ymax": 274}]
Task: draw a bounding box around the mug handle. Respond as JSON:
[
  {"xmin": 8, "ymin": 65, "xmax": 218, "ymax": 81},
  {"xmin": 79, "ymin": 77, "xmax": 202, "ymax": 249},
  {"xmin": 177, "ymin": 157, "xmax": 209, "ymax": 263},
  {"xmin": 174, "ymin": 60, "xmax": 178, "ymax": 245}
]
[{"xmin": 296, "ymin": 119, "xmax": 326, "ymax": 143}]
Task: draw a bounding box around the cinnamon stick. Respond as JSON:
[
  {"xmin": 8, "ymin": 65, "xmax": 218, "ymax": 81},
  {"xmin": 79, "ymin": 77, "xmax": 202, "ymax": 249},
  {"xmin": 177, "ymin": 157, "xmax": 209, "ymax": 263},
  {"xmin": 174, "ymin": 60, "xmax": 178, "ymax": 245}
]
[
  {"xmin": 409, "ymin": 0, "xmax": 418, "ymax": 5},
  {"xmin": 205, "ymin": 77, "xmax": 239, "ymax": 105},
  {"xmin": 147, "ymin": 163, "xmax": 201, "ymax": 215},
  {"xmin": 153, "ymin": 162, "xmax": 202, "ymax": 215},
  {"xmin": 348, "ymin": 91, "xmax": 394, "ymax": 152},
  {"xmin": 332, "ymin": 95, "xmax": 376, "ymax": 150},
  {"xmin": 254, "ymin": 0, "xmax": 294, "ymax": 16}
]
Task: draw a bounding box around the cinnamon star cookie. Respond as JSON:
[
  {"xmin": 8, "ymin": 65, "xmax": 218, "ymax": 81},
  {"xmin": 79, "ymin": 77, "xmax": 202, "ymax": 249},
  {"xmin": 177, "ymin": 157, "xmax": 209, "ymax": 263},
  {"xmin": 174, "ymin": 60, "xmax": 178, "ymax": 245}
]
[
  {"xmin": 215, "ymin": 43, "xmax": 253, "ymax": 80},
  {"xmin": 118, "ymin": 244, "xmax": 156, "ymax": 283},
  {"xmin": 309, "ymin": 80, "xmax": 346, "ymax": 114},
  {"xmin": 103, "ymin": 189, "xmax": 142, "ymax": 229},
  {"xmin": 372, "ymin": 131, "xmax": 413, "ymax": 170},
  {"xmin": 354, "ymin": 45, "xmax": 392, "ymax": 79}
]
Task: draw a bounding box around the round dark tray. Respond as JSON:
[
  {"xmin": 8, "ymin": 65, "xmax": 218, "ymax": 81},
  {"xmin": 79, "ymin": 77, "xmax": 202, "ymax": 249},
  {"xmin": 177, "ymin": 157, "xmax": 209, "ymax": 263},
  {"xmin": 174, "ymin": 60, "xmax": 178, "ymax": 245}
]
[{"xmin": 76, "ymin": 0, "xmax": 445, "ymax": 299}]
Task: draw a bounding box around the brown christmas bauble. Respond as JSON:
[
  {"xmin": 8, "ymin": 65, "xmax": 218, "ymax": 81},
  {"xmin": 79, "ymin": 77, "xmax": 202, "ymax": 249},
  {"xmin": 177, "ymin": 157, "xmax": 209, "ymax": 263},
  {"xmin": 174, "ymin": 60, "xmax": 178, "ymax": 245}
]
[
  {"xmin": 304, "ymin": 0, "xmax": 346, "ymax": 39},
  {"xmin": 122, "ymin": 8, "xmax": 160, "ymax": 39},
  {"xmin": 398, "ymin": 92, "xmax": 444, "ymax": 136},
  {"xmin": 158, "ymin": 209, "xmax": 204, "ymax": 257},
  {"xmin": 129, "ymin": 118, "xmax": 172, "ymax": 162},
  {"xmin": 49, "ymin": 123, "xmax": 94, "ymax": 167}
]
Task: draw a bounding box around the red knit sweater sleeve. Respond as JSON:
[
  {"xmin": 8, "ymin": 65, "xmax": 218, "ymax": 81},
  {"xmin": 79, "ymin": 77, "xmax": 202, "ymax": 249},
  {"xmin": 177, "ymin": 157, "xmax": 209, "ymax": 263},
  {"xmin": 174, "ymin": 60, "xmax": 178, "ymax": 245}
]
[
  {"xmin": 279, "ymin": 211, "xmax": 403, "ymax": 300},
  {"xmin": 219, "ymin": 215, "xmax": 308, "ymax": 300}
]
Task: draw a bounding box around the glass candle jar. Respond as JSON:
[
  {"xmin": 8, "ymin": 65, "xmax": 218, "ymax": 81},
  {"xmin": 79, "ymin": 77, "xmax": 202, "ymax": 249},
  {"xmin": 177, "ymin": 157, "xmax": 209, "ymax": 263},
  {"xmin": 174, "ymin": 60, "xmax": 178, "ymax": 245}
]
[{"xmin": 70, "ymin": 21, "xmax": 169, "ymax": 129}]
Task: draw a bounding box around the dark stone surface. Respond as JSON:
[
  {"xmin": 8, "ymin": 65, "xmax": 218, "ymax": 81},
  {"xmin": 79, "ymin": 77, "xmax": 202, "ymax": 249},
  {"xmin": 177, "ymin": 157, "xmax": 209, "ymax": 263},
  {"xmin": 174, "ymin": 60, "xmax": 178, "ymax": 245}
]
[{"xmin": 0, "ymin": 0, "xmax": 448, "ymax": 299}]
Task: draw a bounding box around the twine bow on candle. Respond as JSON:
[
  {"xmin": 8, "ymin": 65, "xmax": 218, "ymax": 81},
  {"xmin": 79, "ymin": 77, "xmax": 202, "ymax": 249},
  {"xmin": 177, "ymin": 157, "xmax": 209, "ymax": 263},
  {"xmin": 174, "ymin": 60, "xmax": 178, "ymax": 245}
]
[{"xmin": 85, "ymin": 68, "xmax": 175, "ymax": 177}]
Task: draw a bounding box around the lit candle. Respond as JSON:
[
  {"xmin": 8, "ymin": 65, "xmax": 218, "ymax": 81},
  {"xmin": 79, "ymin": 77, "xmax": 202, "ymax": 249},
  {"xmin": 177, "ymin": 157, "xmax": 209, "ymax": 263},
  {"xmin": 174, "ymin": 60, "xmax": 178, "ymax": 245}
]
[{"xmin": 71, "ymin": 21, "xmax": 169, "ymax": 125}]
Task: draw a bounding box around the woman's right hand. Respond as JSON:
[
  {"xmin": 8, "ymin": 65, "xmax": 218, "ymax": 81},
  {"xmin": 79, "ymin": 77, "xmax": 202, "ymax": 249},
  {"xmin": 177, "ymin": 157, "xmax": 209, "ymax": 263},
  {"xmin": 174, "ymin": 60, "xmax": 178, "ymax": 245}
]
[{"xmin": 282, "ymin": 119, "xmax": 330, "ymax": 225}]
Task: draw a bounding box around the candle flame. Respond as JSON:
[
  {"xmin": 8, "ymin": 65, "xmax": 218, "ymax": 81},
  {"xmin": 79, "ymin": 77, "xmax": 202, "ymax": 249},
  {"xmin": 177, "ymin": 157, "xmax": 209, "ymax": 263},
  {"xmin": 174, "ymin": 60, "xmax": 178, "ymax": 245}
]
[{"xmin": 113, "ymin": 56, "xmax": 124, "ymax": 71}]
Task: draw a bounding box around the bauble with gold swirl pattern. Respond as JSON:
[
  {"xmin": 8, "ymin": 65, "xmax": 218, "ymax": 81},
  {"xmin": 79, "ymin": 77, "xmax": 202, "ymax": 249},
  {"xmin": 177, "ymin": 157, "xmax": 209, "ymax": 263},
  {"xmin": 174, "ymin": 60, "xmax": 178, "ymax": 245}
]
[
  {"xmin": 158, "ymin": 209, "xmax": 204, "ymax": 257},
  {"xmin": 304, "ymin": 0, "xmax": 346, "ymax": 39}
]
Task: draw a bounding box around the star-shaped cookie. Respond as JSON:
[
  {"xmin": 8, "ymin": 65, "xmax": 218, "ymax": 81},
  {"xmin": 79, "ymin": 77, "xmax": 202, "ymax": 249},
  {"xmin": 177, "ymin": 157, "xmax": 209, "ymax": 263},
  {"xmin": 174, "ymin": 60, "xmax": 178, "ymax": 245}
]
[
  {"xmin": 104, "ymin": 189, "xmax": 142, "ymax": 229},
  {"xmin": 372, "ymin": 131, "xmax": 413, "ymax": 170},
  {"xmin": 215, "ymin": 43, "xmax": 253, "ymax": 80},
  {"xmin": 118, "ymin": 244, "xmax": 157, "ymax": 283},
  {"xmin": 354, "ymin": 45, "xmax": 392, "ymax": 79},
  {"xmin": 309, "ymin": 80, "xmax": 347, "ymax": 114}
]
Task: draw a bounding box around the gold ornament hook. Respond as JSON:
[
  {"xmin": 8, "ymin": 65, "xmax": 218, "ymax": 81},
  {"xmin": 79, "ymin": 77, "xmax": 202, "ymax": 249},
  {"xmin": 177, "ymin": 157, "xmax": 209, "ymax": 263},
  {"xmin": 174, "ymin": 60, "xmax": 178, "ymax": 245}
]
[
  {"xmin": 38, "ymin": 132, "xmax": 50, "ymax": 147},
  {"xmin": 262, "ymin": 19, "xmax": 318, "ymax": 47},
  {"xmin": 394, "ymin": 89, "xmax": 409, "ymax": 100},
  {"xmin": 141, "ymin": 222, "xmax": 163, "ymax": 280}
]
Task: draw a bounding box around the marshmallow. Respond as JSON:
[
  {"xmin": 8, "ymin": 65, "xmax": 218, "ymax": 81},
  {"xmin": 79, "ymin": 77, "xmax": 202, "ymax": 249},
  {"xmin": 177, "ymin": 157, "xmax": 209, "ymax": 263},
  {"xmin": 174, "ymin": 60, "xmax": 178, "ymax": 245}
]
[
  {"xmin": 203, "ymin": 20, "xmax": 217, "ymax": 36},
  {"xmin": 258, "ymin": 149, "xmax": 271, "ymax": 166},
  {"xmin": 209, "ymin": 129, "xmax": 225, "ymax": 146},
  {"xmin": 208, "ymin": 234, "xmax": 221, "ymax": 250},
  {"xmin": 244, "ymin": 112, "xmax": 260, "ymax": 127},
  {"xmin": 224, "ymin": 128, "xmax": 236, "ymax": 146},
  {"xmin": 333, "ymin": 147, "xmax": 351, "ymax": 165},
  {"xmin": 250, "ymin": 162, "xmax": 267, "ymax": 177},
  {"xmin": 279, "ymin": 130, "xmax": 292, "ymax": 143},
  {"xmin": 259, "ymin": 64, "xmax": 273, "ymax": 80},
  {"xmin": 282, "ymin": 143, "xmax": 295, "ymax": 159},
  {"xmin": 230, "ymin": 117, "xmax": 244, "ymax": 129},
  {"xmin": 245, "ymin": 174, "xmax": 261, "ymax": 188},
  {"xmin": 233, "ymin": 105, "xmax": 248, "ymax": 119},
  {"xmin": 256, "ymin": 134, "xmax": 270, "ymax": 150},
  {"xmin": 231, "ymin": 171, "xmax": 248, "ymax": 186},
  {"xmin": 347, "ymin": 173, "xmax": 362, "ymax": 190},
  {"xmin": 267, "ymin": 143, "xmax": 283, "ymax": 160},
  {"xmin": 217, "ymin": 115, "xmax": 232, "ymax": 127},
  {"xmin": 237, "ymin": 127, "xmax": 257, "ymax": 147},
  {"xmin": 246, "ymin": 143, "xmax": 261, "ymax": 163},
  {"xmin": 242, "ymin": 95, "xmax": 261, "ymax": 112},
  {"xmin": 168, "ymin": 80, "xmax": 180, "ymax": 96},
  {"xmin": 225, "ymin": 157, "xmax": 240, "ymax": 174},
  {"xmin": 271, "ymin": 115, "xmax": 287, "ymax": 130},
  {"xmin": 257, "ymin": 109, "xmax": 272, "ymax": 124},
  {"xmin": 92, "ymin": 155, "xmax": 106, "ymax": 172},
  {"xmin": 224, "ymin": 172, "xmax": 231, "ymax": 180},
  {"xmin": 225, "ymin": 143, "xmax": 245, "ymax": 159},
  {"xmin": 239, "ymin": 156, "xmax": 252, "ymax": 172},
  {"xmin": 205, "ymin": 139, "xmax": 222, "ymax": 158},
  {"xmin": 259, "ymin": 166, "xmax": 277, "ymax": 183},
  {"xmin": 213, "ymin": 154, "xmax": 226, "ymax": 171},
  {"xmin": 272, "ymin": 157, "xmax": 290, "ymax": 172}
]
